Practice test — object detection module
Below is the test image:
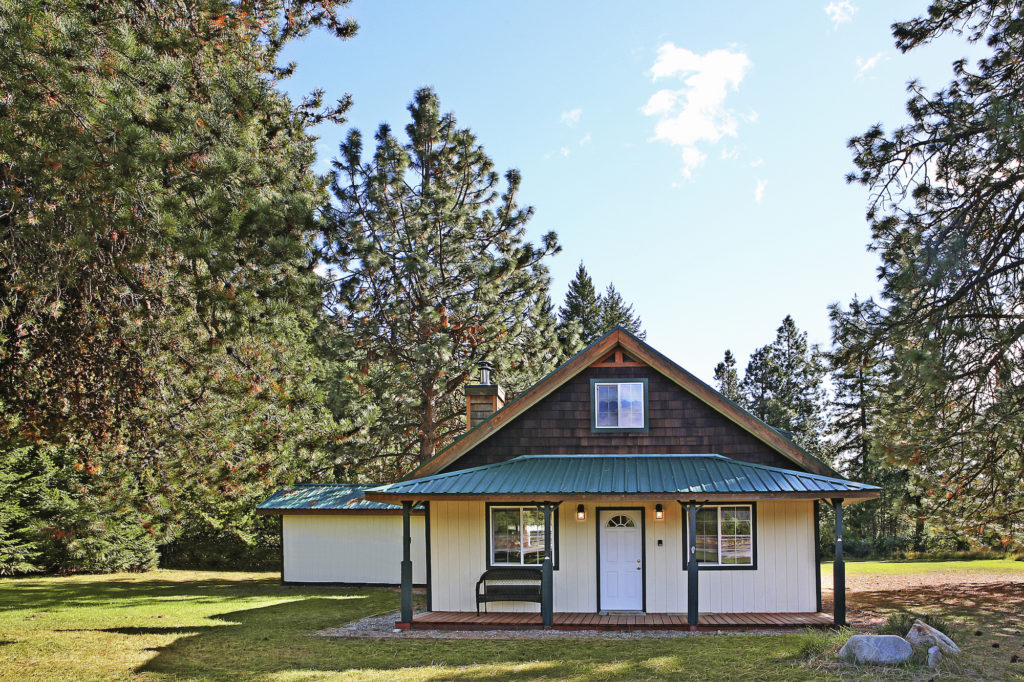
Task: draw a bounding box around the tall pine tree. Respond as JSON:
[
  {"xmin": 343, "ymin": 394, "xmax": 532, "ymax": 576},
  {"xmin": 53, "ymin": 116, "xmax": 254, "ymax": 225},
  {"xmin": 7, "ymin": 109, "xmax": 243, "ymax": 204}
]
[
  {"xmin": 600, "ymin": 283, "xmax": 646, "ymax": 339},
  {"xmin": 325, "ymin": 88, "xmax": 563, "ymax": 475},
  {"xmin": 739, "ymin": 316, "xmax": 828, "ymax": 455},
  {"xmin": 848, "ymin": 0, "xmax": 1024, "ymax": 544},
  {"xmin": 558, "ymin": 263, "xmax": 604, "ymax": 345},
  {"xmin": 713, "ymin": 350, "xmax": 742, "ymax": 403}
]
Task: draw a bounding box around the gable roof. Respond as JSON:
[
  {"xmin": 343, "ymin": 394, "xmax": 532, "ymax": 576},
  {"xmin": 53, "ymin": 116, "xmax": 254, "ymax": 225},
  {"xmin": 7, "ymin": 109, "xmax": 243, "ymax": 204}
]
[
  {"xmin": 367, "ymin": 454, "xmax": 877, "ymax": 501},
  {"xmin": 411, "ymin": 328, "xmax": 837, "ymax": 478},
  {"xmin": 256, "ymin": 484, "xmax": 423, "ymax": 515}
]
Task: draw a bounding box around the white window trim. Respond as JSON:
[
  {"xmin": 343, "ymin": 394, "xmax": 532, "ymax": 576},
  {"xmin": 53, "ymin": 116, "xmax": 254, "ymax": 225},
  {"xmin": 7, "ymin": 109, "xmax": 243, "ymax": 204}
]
[
  {"xmin": 593, "ymin": 381, "xmax": 645, "ymax": 429},
  {"xmin": 693, "ymin": 504, "xmax": 754, "ymax": 567},
  {"xmin": 488, "ymin": 505, "xmax": 556, "ymax": 568}
]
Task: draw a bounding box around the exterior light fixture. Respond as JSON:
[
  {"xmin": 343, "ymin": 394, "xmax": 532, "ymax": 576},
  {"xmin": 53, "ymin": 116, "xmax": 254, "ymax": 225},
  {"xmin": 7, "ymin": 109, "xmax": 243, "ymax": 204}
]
[
  {"xmin": 576, "ymin": 504, "xmax": 586, "ymax": 521},
  {"xmin": 654, "ymin": 504, "xmax": 664, "ymax": 520}
]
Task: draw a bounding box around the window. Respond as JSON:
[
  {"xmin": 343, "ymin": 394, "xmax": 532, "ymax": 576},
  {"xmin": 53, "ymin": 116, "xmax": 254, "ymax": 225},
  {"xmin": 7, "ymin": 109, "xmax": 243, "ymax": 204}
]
[
  {"xmin": 488, "ymin": 505, "xmax": 557, "ymax": 568},
  {"xmin": 590, "ymin": 378, "xmax": 648, "ymax": 432},
  {"xmin": 684, "ymin": 504, "xmax": 756, "ymax": 569}
]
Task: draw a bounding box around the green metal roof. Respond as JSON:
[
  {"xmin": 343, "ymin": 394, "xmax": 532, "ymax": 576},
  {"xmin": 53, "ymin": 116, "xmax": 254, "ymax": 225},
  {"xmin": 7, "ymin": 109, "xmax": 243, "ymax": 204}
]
[
  {"xmin": 367, "ymin": 455, "xmax": 879, "ymax": 500},
  {"xmin": 257, "ymin": 484, "xmax": 412, "ymax": 513}
]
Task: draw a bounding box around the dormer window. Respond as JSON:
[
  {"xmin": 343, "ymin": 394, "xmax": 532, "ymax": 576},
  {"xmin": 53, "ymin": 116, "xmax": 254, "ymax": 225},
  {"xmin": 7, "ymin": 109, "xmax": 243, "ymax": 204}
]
[{"xmin": 590, "ymin": 378, "xmax": 648, "ymax": 432}]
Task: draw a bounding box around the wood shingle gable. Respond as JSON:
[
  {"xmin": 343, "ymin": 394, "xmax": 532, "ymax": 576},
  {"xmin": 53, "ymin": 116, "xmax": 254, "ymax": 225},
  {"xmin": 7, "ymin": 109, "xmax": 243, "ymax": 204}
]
[{"xmin": 410, "ymin": 328, "xmax": 836, "ymax": 478}]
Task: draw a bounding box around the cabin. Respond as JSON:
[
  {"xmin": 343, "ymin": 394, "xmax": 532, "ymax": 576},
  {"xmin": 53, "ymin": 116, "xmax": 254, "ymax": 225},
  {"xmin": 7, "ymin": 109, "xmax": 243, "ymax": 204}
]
[{"xmin": 263, "ymin": 328, "xmax": 879, "ymax": 630}]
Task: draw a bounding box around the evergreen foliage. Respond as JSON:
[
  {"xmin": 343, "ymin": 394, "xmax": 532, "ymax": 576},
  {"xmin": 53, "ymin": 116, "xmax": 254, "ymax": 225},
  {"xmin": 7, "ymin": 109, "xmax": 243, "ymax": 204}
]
[
  {"xmin": 600, "ymin": 284, "xmax": 646, "ymax": 339},
  {"xmin": 847, "ymin": 0, "xmax": 1024, "ymax": 542},
  {"xmin": 738, "ymin": 316, "xmax": 828, "ymax": 455},
  {"xmin": 558, "ymin": 264, "xmax": 646, "ymax": 346},
  {"xmin": 713, "ymin": 350, "xmax": 742, "ymax": 403},
  {"xmin": 324, "ymin": 88, "xmax": 563, "ymax": 475},
  {"xmin": 0, "ymin": 0, "xmax": 356, "ymax": 573},
  {"xmin": 558, "ymin": 263, "xmax": 604, "ymax": 345}
]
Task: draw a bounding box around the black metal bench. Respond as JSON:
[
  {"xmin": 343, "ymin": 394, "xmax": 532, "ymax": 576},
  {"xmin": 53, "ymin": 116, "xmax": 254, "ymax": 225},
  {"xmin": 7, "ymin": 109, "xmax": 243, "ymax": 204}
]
[{"xmin": 475, "ymin": 568, "xmax": 543, "ymax": 613}]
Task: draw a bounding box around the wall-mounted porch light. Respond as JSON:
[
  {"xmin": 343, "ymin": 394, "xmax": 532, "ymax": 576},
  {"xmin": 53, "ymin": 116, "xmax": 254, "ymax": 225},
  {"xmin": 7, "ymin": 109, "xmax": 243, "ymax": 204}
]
[
  {"xmin": 576, "ymin": 504, "xmax": 586, "ymax": 521},
  {"xmin": 654, "ymin": 504, "xmax": 664, "ymax": 520}
]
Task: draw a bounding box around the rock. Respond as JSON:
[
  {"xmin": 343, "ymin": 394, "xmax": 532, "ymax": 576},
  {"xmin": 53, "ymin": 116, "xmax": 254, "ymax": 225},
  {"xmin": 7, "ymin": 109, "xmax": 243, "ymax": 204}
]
[
  {"xmin": 906, "ymin": 619, "xmax": 961, "ymax": 655},
  {"xmin": 927, "ymin": 645, "xmax": 942, "ymax": 669},
  {"xmin": 838, "ymin": 635, "xmax": 914, "ymax": 666}
]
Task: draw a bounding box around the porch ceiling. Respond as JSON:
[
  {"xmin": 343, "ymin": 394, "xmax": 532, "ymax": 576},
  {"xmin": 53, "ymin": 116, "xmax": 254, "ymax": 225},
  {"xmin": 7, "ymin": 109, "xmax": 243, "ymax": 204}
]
[{"xmin": 364, "ymin": 454, "xmax": 880, "ymax": 502}]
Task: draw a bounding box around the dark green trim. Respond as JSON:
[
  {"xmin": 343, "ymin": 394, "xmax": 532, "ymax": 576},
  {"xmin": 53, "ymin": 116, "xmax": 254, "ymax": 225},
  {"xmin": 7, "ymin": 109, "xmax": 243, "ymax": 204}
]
[
  {"xmin": 278, "ymin": 515, "xmax": 284, "ymax": 584},
  {"xmin": 682, "ymin": 501, "xmax": 758, "ymax": 571},
  {"xmin": 400, "ymin": 501, "xmax": 414, "ymax": 624},
  {"xmin": 425, "ymin": 501, "xmax": 432, "ymax": 612},
  {"xmin": 589, "ymin": 378, "xmax": 650, "ymax": 433},
  {"xmin": 813, "ymin": 500, "xmax": 821, "ymax": 613},
  {"xmin": 485, "ymin": 502, "xmax": 560, "ymax": 571},
  {"xmin": 595, "ymin": 507, "xmax": 647, "ymax": 613}
]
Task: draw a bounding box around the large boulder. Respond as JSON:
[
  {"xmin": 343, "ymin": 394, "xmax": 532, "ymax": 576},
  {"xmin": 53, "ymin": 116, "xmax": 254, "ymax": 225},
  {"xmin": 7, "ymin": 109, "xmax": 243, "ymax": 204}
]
[
  {"xmin": 906, "ymin": 619, "xmax": 961, "ymax": 655},
  {"xmin": 838, "ymin": 635, "xmax": 914, "ymax": 666}
]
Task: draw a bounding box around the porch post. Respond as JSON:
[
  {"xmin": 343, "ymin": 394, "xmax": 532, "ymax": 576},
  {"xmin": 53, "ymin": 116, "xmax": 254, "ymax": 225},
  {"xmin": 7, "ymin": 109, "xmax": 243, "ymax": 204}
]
[
  {"xmin": 832, "ymin": 498, "xmax": 846, "ymax": 626},
  {"xmin": 400, "ymin": 501, "xmax": 414, "ymax": 625},
  {"xmin": 687, "ymin": 501, "xmax": 699, "ymax": 629},
  {"xmin": 541, "ymin": 503, "xmax": 554, "ymax": 627}
]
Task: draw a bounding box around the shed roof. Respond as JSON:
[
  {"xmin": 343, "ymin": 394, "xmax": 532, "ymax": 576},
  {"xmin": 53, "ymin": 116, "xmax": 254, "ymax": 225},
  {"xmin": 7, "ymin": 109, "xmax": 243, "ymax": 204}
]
[
  {"xmin": 366, "ymin": 454, "xmax": 879, "ymax": 502},
  {"xmin": 256, "ymin": 484, "xmax": 423, "ymax": 515}
]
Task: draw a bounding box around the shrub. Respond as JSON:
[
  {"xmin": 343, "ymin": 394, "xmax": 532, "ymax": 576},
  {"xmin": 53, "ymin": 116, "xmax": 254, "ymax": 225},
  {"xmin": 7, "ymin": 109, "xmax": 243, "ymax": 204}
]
[{"xmin": 876, "ymin": 611, "xmax": 956, "ymax": 638}]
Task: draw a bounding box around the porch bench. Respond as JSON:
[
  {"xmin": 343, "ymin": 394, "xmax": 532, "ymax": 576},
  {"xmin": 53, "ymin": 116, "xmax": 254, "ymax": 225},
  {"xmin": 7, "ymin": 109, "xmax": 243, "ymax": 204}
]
[{"xmin": 475, "ymin": 568, "xmax": 543, "ymax": 613}]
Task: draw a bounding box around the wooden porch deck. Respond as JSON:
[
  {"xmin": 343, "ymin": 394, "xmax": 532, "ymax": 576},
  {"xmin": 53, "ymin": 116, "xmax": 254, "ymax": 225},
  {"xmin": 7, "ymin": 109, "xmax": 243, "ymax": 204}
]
[{"xmin": 406, "ymin": 611, "xmax": 834, "ymax": 631}]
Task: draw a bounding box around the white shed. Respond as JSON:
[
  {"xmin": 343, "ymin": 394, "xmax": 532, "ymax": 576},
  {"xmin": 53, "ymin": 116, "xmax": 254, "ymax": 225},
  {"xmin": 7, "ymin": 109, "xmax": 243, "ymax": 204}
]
[{"xmin": 258, "ymin": 484, "xmax": 426, "ymax": 585}]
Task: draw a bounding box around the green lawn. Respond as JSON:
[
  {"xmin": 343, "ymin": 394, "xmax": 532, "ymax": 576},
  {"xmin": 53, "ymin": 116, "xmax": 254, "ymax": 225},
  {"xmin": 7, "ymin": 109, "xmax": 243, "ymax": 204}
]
[
  {"xmin": 0, "ymin": 562, "xmax": 1021, "ymax": 680},
  {"xmin": 825, "ymin": 557, "xmax": 1024, "ymax": 577}
]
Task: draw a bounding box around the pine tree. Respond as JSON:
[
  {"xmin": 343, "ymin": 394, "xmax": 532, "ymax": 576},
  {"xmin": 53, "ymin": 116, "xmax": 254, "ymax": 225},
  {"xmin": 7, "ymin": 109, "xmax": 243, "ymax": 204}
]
[
  {"xmin": 325, "ymin": 88, "xmax": 563, "ymax": 473},
  {"xmin": 0, "ymin": 1, "xmax": 356, "ymax": 572},
  {"xmin": 740, "ymin": 316, "xmax": 828, "ymax": 454},
  {"xmin": 828, "ymin": 297, "xmax": 924, "ymax": 553},
  {"xmin": 559, "ymin": 263, "xmax": 605, "ymax": 345},
  {"xmin": 713, "ymin": 350, "xmax": 742, "ymax": 403},
  {"xmin": 848, "ymin": 0, "xmax": 1024, "ymax": 541},
  {"xmin": 600, "ymin": 283, "xmax": 646, "ymax": 339}
]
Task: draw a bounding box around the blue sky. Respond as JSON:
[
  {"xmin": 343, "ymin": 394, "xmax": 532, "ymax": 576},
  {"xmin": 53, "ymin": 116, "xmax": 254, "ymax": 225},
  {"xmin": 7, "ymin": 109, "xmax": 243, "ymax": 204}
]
[{"xmin": 280, "ymin": 1, "xmax": 981, "ymax": 383}]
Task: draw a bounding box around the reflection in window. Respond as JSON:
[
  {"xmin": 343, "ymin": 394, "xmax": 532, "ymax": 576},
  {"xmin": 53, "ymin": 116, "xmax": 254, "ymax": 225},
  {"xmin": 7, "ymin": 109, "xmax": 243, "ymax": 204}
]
[
  {"xmin": 490, "ymin": 506, "xmax": 551, "ymax": 566},
  {"xmin": 594, "ymin": 382, "xmax": 645, "ymax": 429}
]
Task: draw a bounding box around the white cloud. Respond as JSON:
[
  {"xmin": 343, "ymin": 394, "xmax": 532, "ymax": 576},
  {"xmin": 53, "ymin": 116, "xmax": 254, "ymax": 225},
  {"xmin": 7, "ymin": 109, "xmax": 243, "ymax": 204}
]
[
  {"xmin": 720, "ymin": 148, "xmax": 740, "ymax": 160},
  {"xmin": 825, "ymin": 1, "xmax": 857, "ymax": 29},
  {"xmin": 560, "ymin": 146, "xmax": 570, "ymax": 157},
  {"xmin": 749, "ymin": 157, "xmax": 764, "ymax": 168},
  {"xmin": 754, "ymin": 179, "xmax": 767, "ymax": 203},
  {"xmin": 642, "ymin": 42, "xmax": 753, "ymax": 178},
  {"xmin": 579, "ymin": 132, "xmax": 591, "ymax": 146},
  {"xmin": 560, "ymin": 108, "xmax": 582, "ymax": 126},
  {"xmin": 855, "ymin": 51, "xmax": 888, "ymax": 80}
]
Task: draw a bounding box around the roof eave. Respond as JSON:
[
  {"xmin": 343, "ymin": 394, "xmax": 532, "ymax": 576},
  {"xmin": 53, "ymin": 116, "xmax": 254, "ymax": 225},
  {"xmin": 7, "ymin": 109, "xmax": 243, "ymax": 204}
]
[{"xmin": 363, "ymin": 490, "xmax": 881, "ymax": 503}]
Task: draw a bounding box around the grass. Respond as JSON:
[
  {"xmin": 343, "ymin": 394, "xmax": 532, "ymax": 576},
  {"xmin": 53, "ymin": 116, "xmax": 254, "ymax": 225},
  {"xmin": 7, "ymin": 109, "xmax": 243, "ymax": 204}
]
[
  {"xmin": 0, "ymin": 560, "xmax": 1021, "ymax": 680},
  {"xmin": 0, "ymin": 569, "xmax": 834, "ymax": 681},
  {"xmin": 823, "ymin": 557, "xmax": 1024, "ymax": 577}
]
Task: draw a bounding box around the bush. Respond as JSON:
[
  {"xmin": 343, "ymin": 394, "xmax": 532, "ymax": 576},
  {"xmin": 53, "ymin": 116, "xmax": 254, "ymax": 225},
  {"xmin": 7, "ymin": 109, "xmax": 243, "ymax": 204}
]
[
  {"xmin": 159, "ymin": 516, "xmax": 281, "ymax": 571},
  {"xmin": 792, "ymin": 627, "xmax": 852, "ymax": 660}
]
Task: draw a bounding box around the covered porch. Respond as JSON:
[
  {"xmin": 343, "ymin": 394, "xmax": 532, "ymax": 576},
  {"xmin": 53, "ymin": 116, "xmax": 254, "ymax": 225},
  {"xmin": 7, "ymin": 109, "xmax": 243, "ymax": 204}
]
[{"xmin": 365, "ymin": 454, "xmax": 879, "ymax": 630}]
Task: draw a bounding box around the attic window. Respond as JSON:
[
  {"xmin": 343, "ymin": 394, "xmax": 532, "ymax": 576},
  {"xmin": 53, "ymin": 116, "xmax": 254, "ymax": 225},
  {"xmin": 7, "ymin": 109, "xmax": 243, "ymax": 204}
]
[{"xmin": 590, "ymin": 379, "xmax": 648, "ymax": 432}]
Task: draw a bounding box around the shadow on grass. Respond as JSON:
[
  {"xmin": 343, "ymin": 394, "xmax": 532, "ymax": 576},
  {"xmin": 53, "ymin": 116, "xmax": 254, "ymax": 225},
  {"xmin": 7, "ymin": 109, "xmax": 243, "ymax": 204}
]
[
  {"xmin": 0, "ymin": 575, "xmax": 315, "ymax": 613},
  {"xmin": 133, "ymin": 598, "xmax": 816, "ymax": 681}
]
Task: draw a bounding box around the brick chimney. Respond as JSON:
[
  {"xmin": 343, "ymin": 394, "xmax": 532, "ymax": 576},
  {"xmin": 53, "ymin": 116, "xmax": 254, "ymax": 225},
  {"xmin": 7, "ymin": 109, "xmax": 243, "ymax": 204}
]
[{"xmin": 465, "ymin": 360, "xmax": 505, "ymax": 429}]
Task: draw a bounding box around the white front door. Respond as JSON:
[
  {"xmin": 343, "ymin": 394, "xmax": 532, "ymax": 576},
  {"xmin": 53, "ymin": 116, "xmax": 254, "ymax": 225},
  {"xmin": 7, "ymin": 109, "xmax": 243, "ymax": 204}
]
[{"xmin": 599, "ymin": 509, "xmax": 643, "ymax": 611}]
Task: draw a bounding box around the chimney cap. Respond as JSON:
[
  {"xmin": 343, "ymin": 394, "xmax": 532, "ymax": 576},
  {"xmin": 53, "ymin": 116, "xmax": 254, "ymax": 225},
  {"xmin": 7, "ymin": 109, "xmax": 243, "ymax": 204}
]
[{"xmin": 477, "ymin": 359, "xmax": 493, "ymax": 385}]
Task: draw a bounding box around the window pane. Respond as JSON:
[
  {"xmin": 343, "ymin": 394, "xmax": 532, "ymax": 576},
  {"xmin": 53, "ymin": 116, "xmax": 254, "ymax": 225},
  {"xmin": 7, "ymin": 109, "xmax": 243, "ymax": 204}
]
[
  {"xmin": 596, "ymin": 384, "xmax": 619, "ymax": 427},
  {"xmin": 720, "ymin": 506, "xmax": 752, "ymax": 564},
  {"xmin": 695, "ymin": 507, "xmax": 719, "ymax": 563},
  {"xmin": 618, "ymin": 383, "xmax": 644, "ymax": 428},
  {"xmin": 521, "ymin": 508, "xmax": 546, "ymax": 565},
  {"xmin": 491, "ymin": 508, "xmax": 521, "ymax": 564}
]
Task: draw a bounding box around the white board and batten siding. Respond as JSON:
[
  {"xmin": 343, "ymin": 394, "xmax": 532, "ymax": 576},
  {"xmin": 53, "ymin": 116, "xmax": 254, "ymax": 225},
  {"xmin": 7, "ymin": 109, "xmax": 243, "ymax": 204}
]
[
  {"xmin": 282, "ymin": 514, "xmax": 426, "ymax": 584},
  {"xmin": 429, "ymin": 500, "xmax": 816, "ymax": 613}
]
